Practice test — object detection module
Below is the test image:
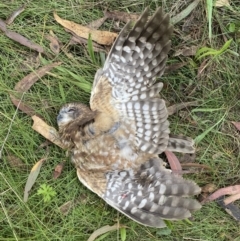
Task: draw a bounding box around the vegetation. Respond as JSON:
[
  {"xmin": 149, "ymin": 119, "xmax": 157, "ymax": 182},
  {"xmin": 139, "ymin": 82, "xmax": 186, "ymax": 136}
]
[{"xmin": 0, "ymin": 0, "xmax": 240, "ymax": 240}]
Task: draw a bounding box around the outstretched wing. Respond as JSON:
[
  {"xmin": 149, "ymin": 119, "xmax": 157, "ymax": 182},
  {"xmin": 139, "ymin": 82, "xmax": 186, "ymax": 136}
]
[
  {"xmin": 90, "ymin": 8, "xmax": 174, "ymax": 154},
  {"xmin": 76, "ymin": 158, "xmax": 201, "ymax": 228}
]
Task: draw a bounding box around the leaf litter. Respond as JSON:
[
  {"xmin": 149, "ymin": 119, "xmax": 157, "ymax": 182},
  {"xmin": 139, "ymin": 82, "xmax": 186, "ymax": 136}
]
[
  {"xmin": 10, "ymin": 62, "xmax": 61, "ymax": 116},
  {"xmin": 24, "ymin": 158, "xmax": 46, "ymax": 202},
  {"xmin": 54, "ymin": 12, "xmax": 117, "ymax": 46},
  {"xmin": 0, "ymin": 19, "xmax": 44, "ymax": 53}
]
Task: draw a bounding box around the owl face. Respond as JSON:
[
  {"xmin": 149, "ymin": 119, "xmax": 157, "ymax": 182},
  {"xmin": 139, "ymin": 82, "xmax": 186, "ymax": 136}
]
[{"xmin": 57, "ymin": 103, "xmax": 87, "ymax": 127}]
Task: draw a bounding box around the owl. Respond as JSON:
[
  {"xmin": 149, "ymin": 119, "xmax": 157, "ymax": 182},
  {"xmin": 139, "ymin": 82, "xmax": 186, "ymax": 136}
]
[{"xmin": 57, "ymin": 7, "xmax": 201, "ymax": 228}]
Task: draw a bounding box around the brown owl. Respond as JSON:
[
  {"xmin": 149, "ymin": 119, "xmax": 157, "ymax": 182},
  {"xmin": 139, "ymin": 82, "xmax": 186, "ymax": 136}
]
[{"xmin": 57, "ymin": 7, "xmax": 201, "ymax": 228}]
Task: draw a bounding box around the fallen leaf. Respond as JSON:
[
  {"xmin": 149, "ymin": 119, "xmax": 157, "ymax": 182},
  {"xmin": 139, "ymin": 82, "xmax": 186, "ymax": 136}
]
[
  {"xmin": 6, "ymin": 155, "xmax": 27, "ymax": 171},
  {"xmin": 69, "ymin": 35, "xmax": 108, "ymax": 53},
  {"xmin": 87, "ymin": 16, "xmax": 108, "ymax": 29},
  {"xmin": 24, "ymin": 158, "xmax": 46, "ymax": 202},
  {"xmin": 54, "ymin": 12, "xmax": 117, "ymax": 46},
  {"xmin": 32, "ymin": 115, "xmax": 66, "ymax": 149},
  {"xmin": 179, "ymin": 153, "xmax": 196, "ymax": 163},
  {"xmin": 167, "ymin": 101, "xmax": 199, "ymax": 115},
  {"xmin": 216, "ymin": 197, "xmax": 240, "ymax": 221},
  {"xmin": 201, "ymin": 183, "xmax": 217, "ymax": 193},
  {"xmin": 171, "ymin": 0, "xmax": 201, "ymax": 25},
  {"xmin": 212, "ymin": 152, "xmax": 223, "ymax": 159},
  {"xmin": 202, "ymin": 185, "xmax": 240, "ymax": 204},
  {"xmin": 165, "ymin": 151, "xmax": 182, "ymax": 175},
  {"xmin": 37, "ymin": 140, "xmax": 52, "ymax": 150},
  {"xmin": 104, "ymin": 10, "xmax": 139, "ymax": 23},
  {"xmin": 10, "ymin": 62, "xmax": 61, "ymax": 116},
  {"xmin": 45, "ymin": 31, "xmax": 60, "ymax": 54},
  {"xmin": 215, "ymin": 0, "xmax": 230, "ymax": 7},
  {"xmin": 231, "ymin": 121, "xmax": 240, "ymax": 131},
  {"xmin": 88, "ymin": 224, "xmax": 126, "ymax": 241},
  {"xmin": 59, "ymin": 200, "xmax": 74, "ymax": 216},
  {"xmin": 5, "ymin": 4, "xmax": 26, "ymax": 25},
  {"xmin": 0, "ymin": 19, "xmax": 44, "ymax": 53},
  {"xmin": 197, "ymin": 59, "xmax": 208, "ymax": 79},
  {"xmin": 14, "ymin": 62, "xmax": 61, "ymax": 93},
  {"xmin": 10, "ymin": 96, "xmax": 35, "ymax": 116},
  {"xmin": 59, "ymin": 194, "xmax": 88, "ymax": 215},
  {"xmin": 174, "ymin": 46, "xmax": 198, "ymax": 57},
  {"xmin": 53, "ymin": 161, "xmax": 65, "ymax": 179},
  {"xmin": 224, "ymin": 193, "xmax": 240, "ymax": 205},
  {"xmin": 164, "ymin": 62, "xmax": 187, "ymax": 74}
]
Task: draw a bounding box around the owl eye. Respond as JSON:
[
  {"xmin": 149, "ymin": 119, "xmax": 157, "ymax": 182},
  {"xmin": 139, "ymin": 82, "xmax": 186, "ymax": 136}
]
[{"xmin": 67, "ymin": 108, "xmax": 76, "ymax": 113}]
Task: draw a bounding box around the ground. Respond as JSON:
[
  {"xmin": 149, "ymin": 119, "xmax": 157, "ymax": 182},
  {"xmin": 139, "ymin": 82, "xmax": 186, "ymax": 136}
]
[{"xmin": 0, "ymin": 0, "xmax": 240, "ymax": 240}]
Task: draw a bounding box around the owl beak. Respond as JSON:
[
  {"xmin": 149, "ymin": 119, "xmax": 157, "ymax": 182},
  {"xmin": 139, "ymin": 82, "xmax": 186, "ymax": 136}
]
[{"xmin": 57, "ymin": 113, "xmax": 63, "ymax": 124}]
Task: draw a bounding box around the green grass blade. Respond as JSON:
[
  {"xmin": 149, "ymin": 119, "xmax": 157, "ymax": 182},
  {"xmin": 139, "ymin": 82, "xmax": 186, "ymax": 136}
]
[
  {"xmin": 87, "ymin": 34, "xmax": 97, "ymax": 64},
  {"xmin": 194, "ymin": 113, "xmax": 226, "ymax": 144},
  {"xmin": 206, "ymin": 0, "xmax": 213, "ymax": 42}
]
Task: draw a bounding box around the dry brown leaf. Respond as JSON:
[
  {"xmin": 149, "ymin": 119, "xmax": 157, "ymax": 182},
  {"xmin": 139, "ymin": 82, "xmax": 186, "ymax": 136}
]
[
  {"xmin": 32, "ymin": 115, "xmax": 66, "ymax": 149},
  {"xmin": 59, "ymin": 194, "xmax": 88, "ymax": 216},
  {"xmin": 167, "ymin": 101, "xmax": 199, "ymax": 115},
  {"xmin": 5, "ymin": 4, "xmax": 26, "ymax": 25},
  {"xmin": 7, "ymin": 155, "xmax": 27, "ymax": 171},
  {"xmin": 174, "ymin": 46, "xmax": 198, "ymax": 57},
  {"xmin": 87, "ymin": 224, "xmax": 126, "ymax": 241},
  {"xmin": 54, "ymin": 12, "xmax": 117, "ymax": 46},
  {"xmin": 53, "ymin": 161, "xmax": 65, "ymax": 179},
  {"xmin": 10, "ymin": 96, "xmax": 36, "ymax": 116},
  {"xmin": 179, "ymin": 153, "xmax": 196, "ymax": 163},
  {"xmin": 87, "ymin": 16, "xmax": 108, "ymax": 29},
  {"xmin": 164, "ymin": 62, "xmax": 187, "ymax": 74},
  {"xmin": 69, "ymin": 35, "xmax": 108, "ymax": 53},
  {"xmin": 45, "ymin": 31, "xmax": 60, "ymax": 54},
  {"xmin": 197, "ymin": 59, "xmax": 208, "ymax": 79},
  {"xmin": 10, "ymin": 62, "xmax": 61, "ymax": 116},
  {"xmin": 104, "ymin": 10, "xmax": 140, "ymax": 23},
  {"xmin": 202, "ymin": 185, "xmax": 240, "ymax": 204},
  {"xmin": 224, "ymin": 193, "xmax": 240, "ymax": 205},
  {"xmin": 59, "ymin": 200, "xmax": 74, "ymax": 216},
  {"xmin": 231, "ymin": 121, "xmax": 240, "ymax": 131},
  {"xmin": 24, "ymin": 158, "xmax": 46, "ymax": 202},
  {"xmin": 165, "ymin": 151, "xmax": 182, "ymax": 175},
  {"xmin": 215, "ymin": 0, "xmax": 230, "ymax": 7},
  {"xmin": 201, "ymin": 183, "xmax": 217, "ymax": 193},
  {"xmin": 216, "ymin": 197, "xmax": 240, "ymax": 221},
  {"xmin": 14, "ymin": 62, "xmax": 61, "ymax": 93},
  {"xmin": 0, "ymin": 19, "xmax": 44, "ymax": 53}
]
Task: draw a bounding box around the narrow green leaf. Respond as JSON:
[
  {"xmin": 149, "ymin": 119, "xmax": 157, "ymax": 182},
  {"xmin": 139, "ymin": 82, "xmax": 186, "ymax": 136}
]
[
  {"xmin": 228, "ymin": 22, "xmax": 236, "ymax": 32},
  {"xmin": 171, "ymin": 0, "xmax": 200, "ymax": 24},
  {"xmin": 194, "ymin": 114, "xmax": 226, "ymax": 144},
  {"xmin": 56, "ymin": 66, "xmax": 92, "ymax": 93},
  {"xmin": 195, "ymin": 47, "xmax": 216, "ymax": 58},
  {"xmin": 88, "ymin": 34, "xmax": 97, "ymax": 64},
  {"xmin": 95, "ymin": 233, "xmax": 111, "ymax": 241},
  {"xmin": 99, "ymin": 52, "xmax": 106, "ymax": 66},
  {"xmin": 120, "ymin": 227, "xmax": 126, "ymax": 241},
  {"xmin": 58, "ymin": 82, "xmax": 66, "ymax": 102},
  {"xmin": 24, "ymin": 158, "xmax": 45, "ymax": 202},
  {"xmin": 192, "ymin": 107, "xmax": 224, "ymax": 112},
  {"xmin": 218, "ymin": 39, "xmax": 233, "ymax": 54},
  {"xmin": 196, "ymin": 39, "xmax": 232, "ymax": 60},
  {"xmin": 206, "ymin": 0, "xmax": 213, "ymax": 42}
]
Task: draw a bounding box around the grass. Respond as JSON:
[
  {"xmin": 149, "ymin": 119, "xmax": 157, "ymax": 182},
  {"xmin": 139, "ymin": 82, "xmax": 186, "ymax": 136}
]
[{"xmin": 0, "ymin": 0, "xmax": 240, "ymax": 240}]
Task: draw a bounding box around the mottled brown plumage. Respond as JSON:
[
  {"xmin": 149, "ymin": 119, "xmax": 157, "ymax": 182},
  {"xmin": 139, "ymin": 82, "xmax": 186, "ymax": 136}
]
[{"xmin": 57, "ymin": 7, "xmax": 201, "ymax": 228}]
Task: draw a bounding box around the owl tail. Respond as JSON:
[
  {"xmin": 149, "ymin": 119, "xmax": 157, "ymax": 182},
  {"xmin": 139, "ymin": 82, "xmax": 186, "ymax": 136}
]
[
  {"xmin": 103, "ymin": 158, "xmax": 201, "ymax": 228},
  {"xmin": 166, "ymin": 134, "xmax": 195, "ymax": 153}
]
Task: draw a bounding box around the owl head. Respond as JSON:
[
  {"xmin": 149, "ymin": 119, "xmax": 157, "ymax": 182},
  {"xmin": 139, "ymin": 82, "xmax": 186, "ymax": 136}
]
[{"xmin": 57, "ymin": 103, "xmax": 93, "ymax": 128}]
